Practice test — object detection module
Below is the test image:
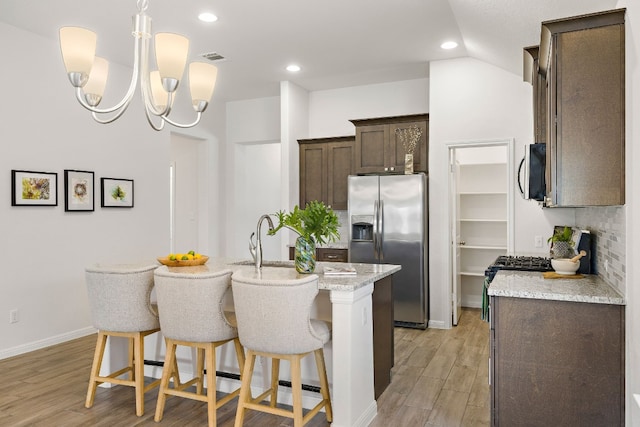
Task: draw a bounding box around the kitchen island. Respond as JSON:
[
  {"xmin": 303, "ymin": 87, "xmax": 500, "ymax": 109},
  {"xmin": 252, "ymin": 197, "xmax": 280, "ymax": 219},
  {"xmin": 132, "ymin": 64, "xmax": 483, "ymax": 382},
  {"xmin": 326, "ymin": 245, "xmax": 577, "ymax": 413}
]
[
  {"xmin": 102, "ymin": 258, "xmax": 400, "ymax": 427},
  {"xmin": 488, "ymin": 271, "xmax": 625, "ymax": 426}
]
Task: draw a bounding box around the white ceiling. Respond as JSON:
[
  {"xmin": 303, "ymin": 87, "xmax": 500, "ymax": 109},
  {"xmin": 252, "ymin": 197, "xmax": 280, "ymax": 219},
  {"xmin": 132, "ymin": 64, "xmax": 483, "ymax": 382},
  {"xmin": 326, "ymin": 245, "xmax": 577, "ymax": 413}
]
[{"xmin": 0, "ymin": 0, "xmax": 619, "ymax": 102}]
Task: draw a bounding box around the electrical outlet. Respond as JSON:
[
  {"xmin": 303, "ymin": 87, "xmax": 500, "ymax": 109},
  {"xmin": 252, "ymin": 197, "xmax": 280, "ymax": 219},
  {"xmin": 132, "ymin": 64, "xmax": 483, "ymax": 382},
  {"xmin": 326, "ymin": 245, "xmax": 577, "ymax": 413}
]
[
  {"xmin": 9, "ymin": 309, "xmax": 18, "ymax": 324},
  {"xmin": 534, "ymin": 236, "xmax": 543, "ymax": 248}
]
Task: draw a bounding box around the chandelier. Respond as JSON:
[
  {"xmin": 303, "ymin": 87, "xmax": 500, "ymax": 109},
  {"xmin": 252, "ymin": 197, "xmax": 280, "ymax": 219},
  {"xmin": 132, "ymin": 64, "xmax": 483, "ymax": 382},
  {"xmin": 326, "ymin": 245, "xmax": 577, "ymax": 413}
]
[{"xmin": 58, "ymin": 0, "xmax": 218, "ymax": 131}]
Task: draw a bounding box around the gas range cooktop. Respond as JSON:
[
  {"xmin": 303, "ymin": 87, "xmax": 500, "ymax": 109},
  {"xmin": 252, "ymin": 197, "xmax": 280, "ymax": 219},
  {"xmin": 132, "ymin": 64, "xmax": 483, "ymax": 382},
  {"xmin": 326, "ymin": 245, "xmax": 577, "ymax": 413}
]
[
  {"xmin": 491, "ymin": 255, "xmax": 552, "ymax": 270},
  {"xmin": 485, "ymin": 255, "xmax": 553, "ymax": 282}
]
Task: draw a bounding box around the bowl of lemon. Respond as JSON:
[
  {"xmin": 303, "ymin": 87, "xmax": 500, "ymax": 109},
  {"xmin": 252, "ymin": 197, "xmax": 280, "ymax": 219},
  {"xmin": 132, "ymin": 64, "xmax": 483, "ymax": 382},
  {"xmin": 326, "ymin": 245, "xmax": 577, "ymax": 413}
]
[{"xmin": 157, "ymin": 251, "xmax": 208, "ymax": 267}]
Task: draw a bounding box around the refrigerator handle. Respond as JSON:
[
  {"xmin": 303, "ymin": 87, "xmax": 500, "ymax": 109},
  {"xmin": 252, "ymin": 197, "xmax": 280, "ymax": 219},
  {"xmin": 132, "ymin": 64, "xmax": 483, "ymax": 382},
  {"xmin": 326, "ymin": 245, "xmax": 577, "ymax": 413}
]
[
  {"xmin": 379, "ymin": 199, "xmax": 384, "ymax": 261},
  {"xmin": 373, "ymin": 199, "xmax": 379, "ymax": 258}
]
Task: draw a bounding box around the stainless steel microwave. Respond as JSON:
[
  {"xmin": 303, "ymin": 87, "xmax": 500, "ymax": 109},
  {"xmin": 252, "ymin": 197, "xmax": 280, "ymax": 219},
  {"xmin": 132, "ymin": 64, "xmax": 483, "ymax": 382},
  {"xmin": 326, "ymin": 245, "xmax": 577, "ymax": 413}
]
[{"xmin": 518, "ymin": 143, "xmax": 546, "ymax": 201}]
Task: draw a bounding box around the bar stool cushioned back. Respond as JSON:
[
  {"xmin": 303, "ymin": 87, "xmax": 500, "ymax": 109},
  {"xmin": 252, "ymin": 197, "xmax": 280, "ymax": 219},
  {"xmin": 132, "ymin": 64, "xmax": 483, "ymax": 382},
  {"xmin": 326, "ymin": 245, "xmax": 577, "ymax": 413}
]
[
  {"xmin": 84, "ymin": 262, "xmax": 160, "ymax": 417},
  {"xmin": 231, "ymin": 270, "xmax": 332, "ymax": 427},
  {"xmin": 153, "ymin": 266, "xmax": 245, "ymax": 427},
  {"xmin": 86, "ymin": 263, "xmax": 159, "ymax": 332}
]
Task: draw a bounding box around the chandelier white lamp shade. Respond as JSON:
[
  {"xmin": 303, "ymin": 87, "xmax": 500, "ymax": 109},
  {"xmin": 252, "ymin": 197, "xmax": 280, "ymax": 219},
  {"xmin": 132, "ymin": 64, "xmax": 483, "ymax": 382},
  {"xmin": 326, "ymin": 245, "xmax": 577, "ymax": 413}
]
[{"xmin": 58, "ymin": 0, "xmax": 218, "ymax": 131}]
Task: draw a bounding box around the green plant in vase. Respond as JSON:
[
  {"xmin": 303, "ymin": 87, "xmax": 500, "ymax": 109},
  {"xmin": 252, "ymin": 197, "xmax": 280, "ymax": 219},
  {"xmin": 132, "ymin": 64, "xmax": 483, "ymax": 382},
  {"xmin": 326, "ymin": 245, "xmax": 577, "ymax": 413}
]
[
  {"xmin": 547, "ymin": 226, "xmax": 575, "ymax": 259},
  {"xmin": 268, "ymin": 201, "xmax": 340, "ymax": 273}
]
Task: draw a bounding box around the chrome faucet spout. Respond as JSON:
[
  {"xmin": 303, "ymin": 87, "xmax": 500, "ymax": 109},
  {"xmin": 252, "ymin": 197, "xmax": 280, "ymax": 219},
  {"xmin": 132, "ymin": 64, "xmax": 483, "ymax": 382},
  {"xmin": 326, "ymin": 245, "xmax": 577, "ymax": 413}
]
[{"xmin": 252, "ymin": 214, "xmax": 275, "ymax": 269}]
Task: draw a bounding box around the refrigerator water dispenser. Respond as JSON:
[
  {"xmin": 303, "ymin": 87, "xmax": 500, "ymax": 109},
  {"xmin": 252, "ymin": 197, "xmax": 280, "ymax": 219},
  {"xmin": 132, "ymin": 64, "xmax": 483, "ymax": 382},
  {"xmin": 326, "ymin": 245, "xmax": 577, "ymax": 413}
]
[{"xmin": 351, "ymin": 215, "xmax": 373, "ymax": 241}]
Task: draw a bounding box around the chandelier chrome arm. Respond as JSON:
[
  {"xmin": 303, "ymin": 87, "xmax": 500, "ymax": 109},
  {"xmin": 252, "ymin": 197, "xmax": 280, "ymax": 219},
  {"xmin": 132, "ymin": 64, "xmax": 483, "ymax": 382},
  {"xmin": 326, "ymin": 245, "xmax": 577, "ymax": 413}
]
[
  {"xmin": 60, "ymin": 0, "xmax": 218, "ymax": 131},
  {"xmin": 161, "ymin": 111, "xmax": 203, "ymax": 129}
]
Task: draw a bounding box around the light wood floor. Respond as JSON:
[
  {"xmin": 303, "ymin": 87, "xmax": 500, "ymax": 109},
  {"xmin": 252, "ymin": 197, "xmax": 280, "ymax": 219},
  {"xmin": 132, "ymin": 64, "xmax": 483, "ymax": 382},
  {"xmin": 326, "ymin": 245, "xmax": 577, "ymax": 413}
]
[{"xmin": 0, "ymin": 308, "xmax": 488, "ymax": 426}]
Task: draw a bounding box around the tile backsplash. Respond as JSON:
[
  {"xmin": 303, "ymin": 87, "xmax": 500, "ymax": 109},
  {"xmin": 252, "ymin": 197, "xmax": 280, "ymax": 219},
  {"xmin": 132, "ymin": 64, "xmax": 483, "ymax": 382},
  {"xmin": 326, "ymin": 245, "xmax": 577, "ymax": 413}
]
[
  {"xmin": 576, "ymin": 206, "xmax": 625, "ymax": 294},
  {"xmin": 335, "ymin": 210, "xmax": 349, "ymax": 243}
]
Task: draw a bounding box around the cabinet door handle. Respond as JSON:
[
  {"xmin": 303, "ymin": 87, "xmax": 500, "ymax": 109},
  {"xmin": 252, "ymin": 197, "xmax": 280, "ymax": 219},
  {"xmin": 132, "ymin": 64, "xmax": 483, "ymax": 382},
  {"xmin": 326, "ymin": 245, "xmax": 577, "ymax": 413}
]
[
  {"xmin": 384, "ymin": 167, "xmax": 389, "ymax": 171},
  {"xmin": 389, "ymin": 166, "xmax": 395, "ymax": 171},
  {"xmin": 326, "ymin": 255, "xmax": 339, "ymax": 259}
]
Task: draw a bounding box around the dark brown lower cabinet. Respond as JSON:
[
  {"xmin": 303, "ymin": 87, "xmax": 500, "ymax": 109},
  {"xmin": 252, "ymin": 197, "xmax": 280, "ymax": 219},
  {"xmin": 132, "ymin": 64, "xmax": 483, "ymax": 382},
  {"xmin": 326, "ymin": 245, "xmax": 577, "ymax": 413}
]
[
  {"xmin": 490, "ymin": 296, "xmax": 624, "ymax": 426},
  {"xmin": 372, "ymin": 275, "xmax": 394, "ymax": 399}
]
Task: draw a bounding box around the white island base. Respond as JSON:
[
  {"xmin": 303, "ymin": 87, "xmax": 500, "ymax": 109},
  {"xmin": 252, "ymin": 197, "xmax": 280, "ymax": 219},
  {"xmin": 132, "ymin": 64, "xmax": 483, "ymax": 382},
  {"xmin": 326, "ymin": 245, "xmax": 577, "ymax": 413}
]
[{"xmin": 100, "ymin": 259, "xmax": 400, "ymax": 427}]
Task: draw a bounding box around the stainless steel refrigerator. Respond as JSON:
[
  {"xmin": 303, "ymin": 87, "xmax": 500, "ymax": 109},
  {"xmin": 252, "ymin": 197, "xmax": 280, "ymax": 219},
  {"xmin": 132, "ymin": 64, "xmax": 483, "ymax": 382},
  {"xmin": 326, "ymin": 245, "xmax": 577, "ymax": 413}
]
[{"xmin": 348, "ymin": 173, "xmax": 428, "ymax": 329}]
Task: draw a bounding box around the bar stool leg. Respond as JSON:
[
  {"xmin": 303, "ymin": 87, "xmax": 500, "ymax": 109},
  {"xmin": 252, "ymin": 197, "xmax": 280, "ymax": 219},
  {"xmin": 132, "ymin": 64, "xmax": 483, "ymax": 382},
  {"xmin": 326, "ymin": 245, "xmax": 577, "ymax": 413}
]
[
  {"xmin": 290, "ymin": 355, "xmax": 303, "ymax": 426},
  {"xmin": 270, "ymin": 357, "xmax": 280, "ymax": 407},
  {"xmin": 206, "ymin": 343, "xmax": 217, "ymax": 427},
  {"xmin": 133, "ymin": 332, "xmax": 145, "ymax": 416},
  {"xmin": 314, "ymin": 348, "xmax": 332, "ymax": 422},
  {"xmin": 155, "ymin": 339, "xmax": 177, "ymax": 422},
  {"xmin": 196, "ymin": 347, "xmax": 206, "ymax": 395},
  {"xmin": 85, "ymin": 332, "xmax": 108, "ymax": 408},
  {"xmin": 235, "ymin": 350, "xmax": 256, "ymax": 427}
]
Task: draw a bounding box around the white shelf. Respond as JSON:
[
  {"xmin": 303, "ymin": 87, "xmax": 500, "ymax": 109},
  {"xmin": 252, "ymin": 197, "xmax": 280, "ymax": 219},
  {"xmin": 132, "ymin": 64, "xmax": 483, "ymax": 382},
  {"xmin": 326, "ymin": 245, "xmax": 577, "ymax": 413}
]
[
  {"xmin": 460, "ymin": 191, "xmax": 507, "ymax": 196},
  {"xmin": 460, "ymin": 218, "xmax": 507, "ymax": 223},
  {"xmin": 456, "ymin": 152, "xmax": 509, "ymax": 309},
  {"xmin": 460, "ymin": 271, "xmax": 486, "ymax": 277},
  {"xmin": 460, "ymin": 245, "xmax": 507, "ymax": 250}
]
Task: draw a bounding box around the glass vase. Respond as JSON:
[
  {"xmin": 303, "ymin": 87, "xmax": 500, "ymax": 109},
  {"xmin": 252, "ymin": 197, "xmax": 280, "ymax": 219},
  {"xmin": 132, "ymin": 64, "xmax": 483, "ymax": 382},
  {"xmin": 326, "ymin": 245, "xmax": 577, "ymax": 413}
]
[
  {"xmin": 295, "ymin": 236, "xmax": 316, "ymax": 274},
  {"xmin": 404, "ymin": 153, "xmax": 414, "ymax": 174}
]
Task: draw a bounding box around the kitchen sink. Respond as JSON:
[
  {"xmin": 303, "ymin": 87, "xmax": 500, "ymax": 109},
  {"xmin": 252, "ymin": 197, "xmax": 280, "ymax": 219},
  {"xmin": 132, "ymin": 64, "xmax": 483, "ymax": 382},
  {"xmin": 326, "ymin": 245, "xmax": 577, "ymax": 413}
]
[{"xmin": 231, "ymin": 260, "xmax": 293, "ymax": 268}]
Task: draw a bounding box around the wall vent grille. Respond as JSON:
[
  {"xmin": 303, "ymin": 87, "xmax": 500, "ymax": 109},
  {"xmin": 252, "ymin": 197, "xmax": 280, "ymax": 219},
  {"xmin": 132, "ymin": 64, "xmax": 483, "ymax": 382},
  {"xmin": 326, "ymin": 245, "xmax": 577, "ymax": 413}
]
[{"xmin": 201, "ymin": 52, "xmax": 226, "ymax": 62}]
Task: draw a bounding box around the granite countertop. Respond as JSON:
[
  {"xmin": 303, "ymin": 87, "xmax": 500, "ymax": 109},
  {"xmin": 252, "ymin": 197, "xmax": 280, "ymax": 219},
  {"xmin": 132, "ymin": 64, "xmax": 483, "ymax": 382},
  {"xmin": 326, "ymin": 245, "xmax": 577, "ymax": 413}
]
[
  {"xmin": 317, "ymin": 242, "xmax": 349, "ymax": 249},
  {"xmin": 488, "ymin": 270, "xmax": 625, "ymax": 305},
  {"xmin": 287, "ymin": 242, "xmax": 349, "ymax": 249},
  {"xmin": 157, "ymin": 257, "xmax": 400, "ymax": 292}
]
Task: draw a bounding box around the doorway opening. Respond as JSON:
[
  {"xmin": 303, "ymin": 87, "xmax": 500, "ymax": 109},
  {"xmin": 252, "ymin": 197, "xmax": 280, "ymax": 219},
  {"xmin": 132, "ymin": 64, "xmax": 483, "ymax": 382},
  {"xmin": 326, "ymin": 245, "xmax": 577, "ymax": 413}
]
[
  {"xmin": 448, "ymin": 140, "xmax": 514, "ymax": 326},
  {"xmin": 169, "ymin": 133, "xmax": 208, "ymax": 254}
]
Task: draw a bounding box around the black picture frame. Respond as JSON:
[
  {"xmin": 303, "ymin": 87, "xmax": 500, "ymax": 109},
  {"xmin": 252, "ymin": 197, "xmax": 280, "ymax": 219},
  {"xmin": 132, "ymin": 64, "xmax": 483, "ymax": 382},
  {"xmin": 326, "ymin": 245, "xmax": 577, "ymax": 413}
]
[
  {"xmin": 11, "ymin": 170, "xmax": 58, "ymax": 206},
  {"xmin": 64, "ymin": 170, "xmax": 95, "ymax": 212},
  {"xmin": 101, "ymin": 177, "xmax": 134, "ymax": 208}
]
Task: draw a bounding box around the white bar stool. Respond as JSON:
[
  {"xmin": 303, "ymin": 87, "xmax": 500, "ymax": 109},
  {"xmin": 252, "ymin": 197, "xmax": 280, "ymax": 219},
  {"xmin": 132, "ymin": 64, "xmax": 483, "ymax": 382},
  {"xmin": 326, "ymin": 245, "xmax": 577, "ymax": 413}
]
[
  {"xmin": 84, "ymin": 262, "xmax": 161, "ymax": 417},
  {"xmin": 231, "ymin": 269, "xmax": 332, "ymax": 427},
  {"xmin": 153, "ymin": 266, "xmax": 245, "ymax": 427}
]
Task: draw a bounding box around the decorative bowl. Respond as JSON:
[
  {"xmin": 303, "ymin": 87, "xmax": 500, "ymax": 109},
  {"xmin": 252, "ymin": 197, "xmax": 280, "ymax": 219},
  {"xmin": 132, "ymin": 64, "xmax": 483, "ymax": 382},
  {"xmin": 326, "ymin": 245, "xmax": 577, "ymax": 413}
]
[
  {"xmin": 157, "ymin": 256, "xmax": 209, "ymax": 267},
  {"xmin": 551, "ymin": 258, "xmax": 579, "ymax": 275}
]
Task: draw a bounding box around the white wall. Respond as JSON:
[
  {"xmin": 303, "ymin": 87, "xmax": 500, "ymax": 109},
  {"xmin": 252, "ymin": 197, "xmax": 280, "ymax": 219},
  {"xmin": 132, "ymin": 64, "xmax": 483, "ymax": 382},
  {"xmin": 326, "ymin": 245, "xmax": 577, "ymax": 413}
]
[
  {"xmin": 0, "ymin": 22, "xmax": 226, "ymax": 358},
  {"xmin": 0, "ymin": 23, "xmax": 170, "ymax": 355},
  {"xmin": 309, "ymin": 78, "xmax": 429, "ymax": 137},
  {"xmin": 279, "ymin": 81, "xmax": 310, "ymax": 257},
  {"xmin": 428, "ymin": 57, "xmax": 575, "ymax": 328},
  {"xmin": 617, "ymin": 0, "xmax": 639, "ymax": 424},
  {"xmin": 225, "ymin": 97, "xmax": 282, "ymax": 260},
  {"xmin": 170, "ymin": 133, "xmax": 206, "ymax": 254}
]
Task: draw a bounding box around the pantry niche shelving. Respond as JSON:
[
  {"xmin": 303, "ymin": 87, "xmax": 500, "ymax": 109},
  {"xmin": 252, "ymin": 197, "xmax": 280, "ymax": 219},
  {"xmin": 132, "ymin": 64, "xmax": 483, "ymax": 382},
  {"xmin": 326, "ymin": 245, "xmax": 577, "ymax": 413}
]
[{"xmin": 458, "ymin": 161, "xmax": 508, "ymax": 307}]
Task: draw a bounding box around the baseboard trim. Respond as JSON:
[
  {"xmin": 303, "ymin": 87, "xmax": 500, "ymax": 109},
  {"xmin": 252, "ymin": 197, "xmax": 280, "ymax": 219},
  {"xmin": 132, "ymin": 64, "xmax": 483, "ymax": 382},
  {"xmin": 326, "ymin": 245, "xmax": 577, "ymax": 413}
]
[
  {"xmin": 428, "ymin": 319, "xmax": 447, "ymax": 329},
  {"xmin": 348, "ymin": 400, "xmax": 378, "ymax": 427},
  {"xmin": 0, "ymin": 327, "xmax": 96, "ymax": 360},
  {"xmin": 462, "ymin": 295, "xmax": 482, "ymax": 309}
]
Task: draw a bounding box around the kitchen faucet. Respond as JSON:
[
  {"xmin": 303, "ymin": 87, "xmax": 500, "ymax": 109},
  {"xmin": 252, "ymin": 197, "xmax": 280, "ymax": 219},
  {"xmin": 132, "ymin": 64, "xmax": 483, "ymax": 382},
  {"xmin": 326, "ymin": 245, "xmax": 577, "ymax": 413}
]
[{"xmin": 249, "ymin": 214, "xmax": 274, "ymax": 270}]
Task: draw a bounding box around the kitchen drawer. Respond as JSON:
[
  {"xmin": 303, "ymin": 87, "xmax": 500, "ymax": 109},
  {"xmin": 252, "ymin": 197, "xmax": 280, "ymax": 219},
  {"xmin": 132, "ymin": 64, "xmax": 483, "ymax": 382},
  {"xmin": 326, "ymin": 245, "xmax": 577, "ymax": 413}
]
[
  {"xmin": 288, "ymin": 247, "xmax": 348, "ymax": 263},
  {"xmin": 317, "ymin": 248, "xmax": 348, "ymax": 262}
]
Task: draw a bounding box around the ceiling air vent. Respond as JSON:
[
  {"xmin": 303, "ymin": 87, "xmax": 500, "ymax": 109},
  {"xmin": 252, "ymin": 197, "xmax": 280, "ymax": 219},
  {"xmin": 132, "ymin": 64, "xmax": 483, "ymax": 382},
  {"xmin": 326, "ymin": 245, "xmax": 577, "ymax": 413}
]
[{"xmin": 201, "ymin": 52, "xmax": 226, "ymax": 62}]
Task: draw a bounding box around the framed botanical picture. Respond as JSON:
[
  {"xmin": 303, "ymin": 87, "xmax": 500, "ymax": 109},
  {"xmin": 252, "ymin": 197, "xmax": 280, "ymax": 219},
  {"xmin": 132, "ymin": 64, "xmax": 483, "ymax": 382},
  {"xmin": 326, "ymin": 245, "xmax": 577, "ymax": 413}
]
[
  {"xmin": 101, "ymin": 177, "xmax": 134, "ymax": 208},
  {"xmin": 64, "ymin": 170, "xmax": 94, "ymax": 212},
  {"xmin": 11, "ymin": 170, "xmax": 58, "ymax": 206}
]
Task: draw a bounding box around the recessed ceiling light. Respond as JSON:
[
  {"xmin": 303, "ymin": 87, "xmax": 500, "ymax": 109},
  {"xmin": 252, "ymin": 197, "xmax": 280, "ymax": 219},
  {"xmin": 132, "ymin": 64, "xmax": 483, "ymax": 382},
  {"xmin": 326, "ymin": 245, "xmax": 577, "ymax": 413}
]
[
  {"xmin": 441, "ymin": 41, "xmax": 458, "ymax": 50},
  {"xmin": 286, "ymin": 64, "xmax": 301, "ymax": 72},
  {"xmin": 198, "ymin": 12, "xmax": 218, "ymax": 23}
]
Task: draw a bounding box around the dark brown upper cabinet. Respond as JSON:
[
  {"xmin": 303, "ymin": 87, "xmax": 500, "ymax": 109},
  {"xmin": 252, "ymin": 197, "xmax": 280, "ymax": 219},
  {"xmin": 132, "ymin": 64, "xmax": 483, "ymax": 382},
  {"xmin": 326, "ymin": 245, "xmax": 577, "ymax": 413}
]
[
  {"xmin": 538, "ymin": 9, "xmax": 625, "ymax": 207},
  {"xmin": 298, "ymin": 136, "xmax": 355, "ymax": 210},
  {"xmin": 523, "ymin": 46, "xmax": 547, "ymax": 144},
  {"xmin": 349, "ymin": 114, "xmax": 428, "ymax": 174}
]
